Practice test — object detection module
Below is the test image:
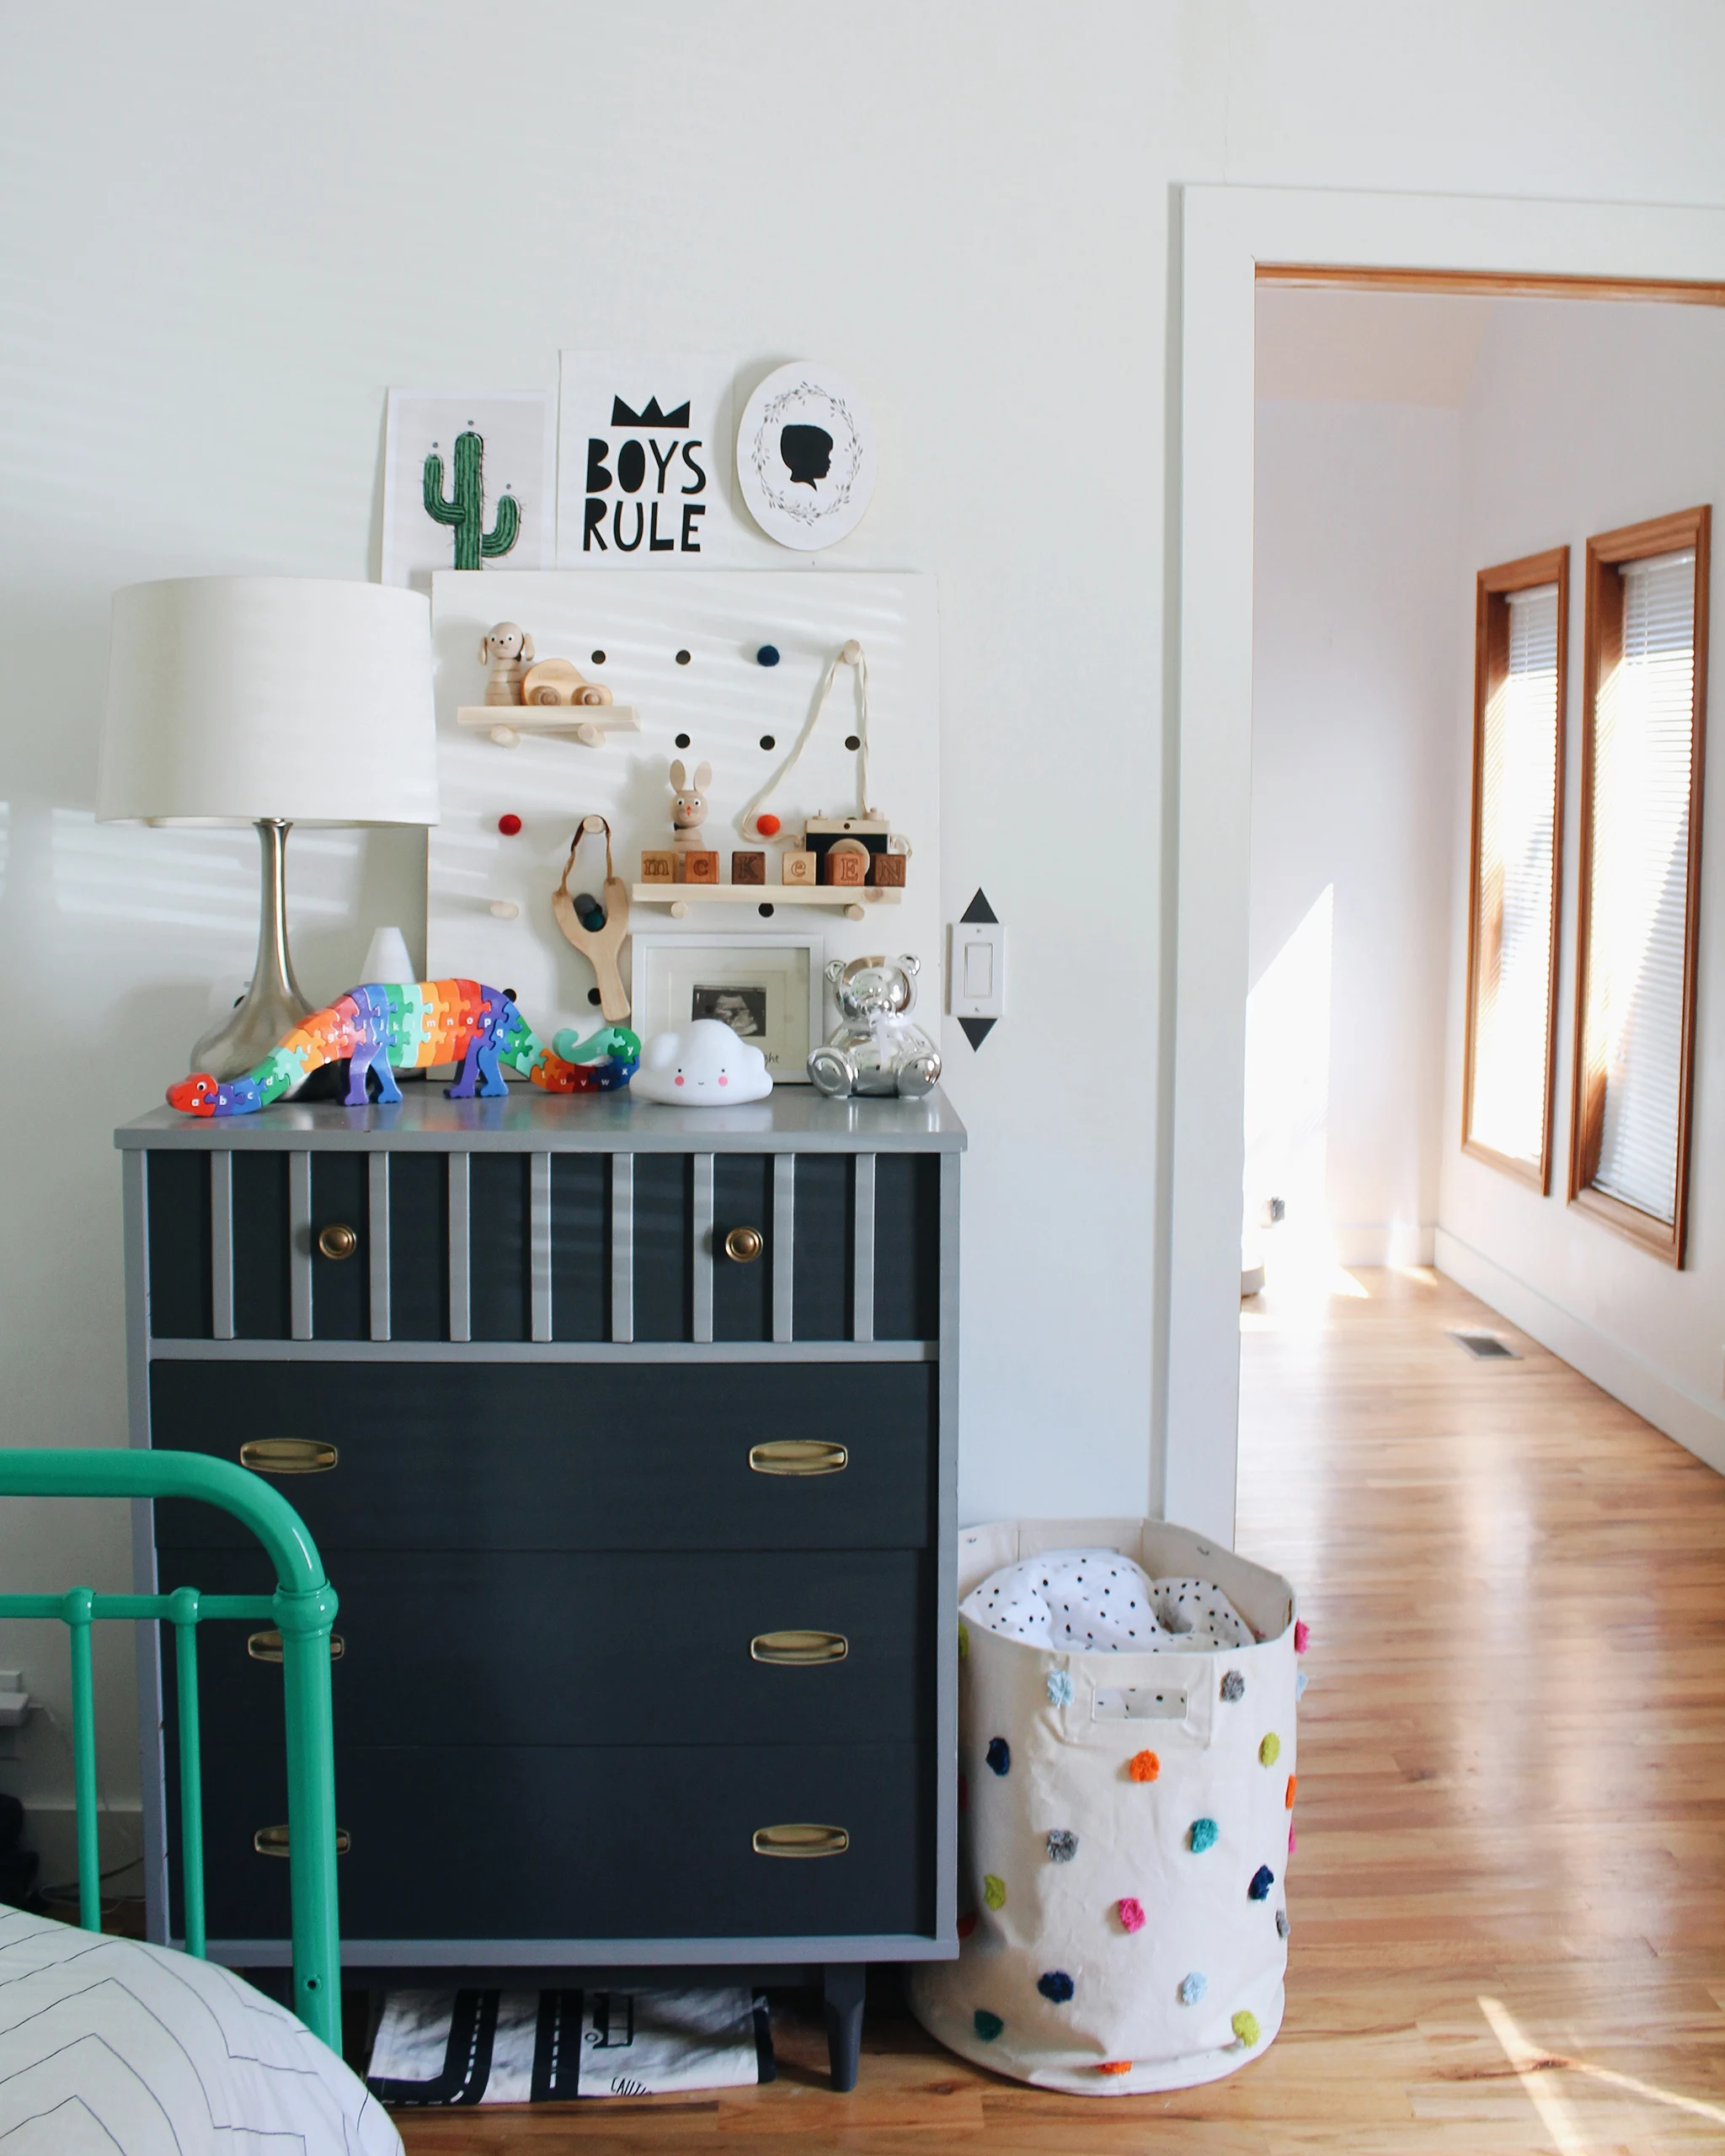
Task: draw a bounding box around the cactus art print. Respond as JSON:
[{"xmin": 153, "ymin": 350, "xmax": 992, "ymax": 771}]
[{"xmin": 380, "ymin": 391, "xmax": 553, "ymax": 586}]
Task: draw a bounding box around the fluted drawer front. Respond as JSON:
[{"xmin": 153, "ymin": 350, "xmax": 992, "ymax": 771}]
[
  {"xmin": 150, "ymin": 1361, "xmax": 935, "ymax": 1553},
  {"xmin": 167, "ymin": 1740, "xmax": 931, "ymax": 1946},
  {"xmin": 161, "ymin": 1547, "xmax": 932, "ymax": 1749}
]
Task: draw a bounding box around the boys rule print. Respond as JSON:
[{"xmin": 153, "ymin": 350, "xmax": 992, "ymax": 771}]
[{"xmin": 557, "ymin": 354, "xmax": 749, "ymax": 564}]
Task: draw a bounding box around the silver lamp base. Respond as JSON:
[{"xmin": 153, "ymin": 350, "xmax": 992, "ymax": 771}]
[{"xmin": 190, "ymin": 819, "xmax": 314, "ymax": 1080}]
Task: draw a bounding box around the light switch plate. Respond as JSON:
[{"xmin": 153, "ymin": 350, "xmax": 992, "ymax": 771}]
[{"xmin": 948, "ymin": 920, "xmax": 1006, "ymax": 1019}]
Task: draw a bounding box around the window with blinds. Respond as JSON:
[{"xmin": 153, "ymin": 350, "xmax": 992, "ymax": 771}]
[
  {"xmin": 1463, "ymin": 552, "xmax": 1567, "ymax": 1188},
  {"xmin": 1572, "ymin": 510, "xmax": 1710, "ymax": 1265}
]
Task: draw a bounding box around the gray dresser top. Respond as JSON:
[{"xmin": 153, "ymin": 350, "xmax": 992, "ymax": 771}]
[{"xmin": 117, "ymin": 1085, "xmax": 968, "ymax": 1155}]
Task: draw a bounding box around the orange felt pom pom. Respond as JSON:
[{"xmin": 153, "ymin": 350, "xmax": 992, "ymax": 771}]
[
  {"xmin": 756, "ymin": 814, "xmax": 782, "ymax": 836},
  {"xmin": 1097, "ymin": 2061, "xmax": 1133, "ymax": 2075},
  {"xmin": 1128, "ymin": 1749, "xmax": 1161, "ymax": 1783},
  {"xmin": 1285, "ymin": 1773, "xmax": 1298, "ymax": 1809}
]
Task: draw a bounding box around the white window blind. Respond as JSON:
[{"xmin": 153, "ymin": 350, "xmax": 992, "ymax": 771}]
[
  {"xmin": 1587, "ymin": 548, "xmax": 1696, "ymax": 1225},
  {"xmin": 1468, "ymin": 582, "xmax": 1559, "ymax": 1165}
]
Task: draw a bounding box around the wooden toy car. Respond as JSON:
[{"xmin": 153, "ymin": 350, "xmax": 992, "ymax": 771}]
[{"xmin": 521, "ymin": 659, "xmax": 614, "ymax": 707}]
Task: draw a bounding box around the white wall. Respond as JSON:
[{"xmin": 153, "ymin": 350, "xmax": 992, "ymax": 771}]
[
  {"xmin": 1438, "ymin": 297, "xmax": 1725, "ymax": 1473},
  {"xmin": 7, "ymin": 2, "xmax": 1725, "ymax": 1833},
  {"xmin": 1250, "ymin": 398, "xmax": 1461, "ymax": 1266}
]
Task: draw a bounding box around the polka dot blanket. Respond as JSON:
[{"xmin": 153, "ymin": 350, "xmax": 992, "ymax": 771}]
[
  {"xmin": 911, "ymin": 1518, "xmax": 1301, "ymax": 2097},
  {"xmin": 961, "ymin": 1549, "xmax": 1253, "ymax": 1654}
]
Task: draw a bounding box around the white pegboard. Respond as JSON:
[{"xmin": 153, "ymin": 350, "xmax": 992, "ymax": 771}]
[{"xmin": 426, "ymin": 571, "xmax": 940, "ymax": 1057}]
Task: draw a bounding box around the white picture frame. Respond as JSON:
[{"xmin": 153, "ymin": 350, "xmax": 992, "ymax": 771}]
[
  {"xmin": 629, "ymin": 933, "xmax": 825, "ymax": 1084},
  {"xmin": 381, "ymin": 389, "xmax": 555, "ymax": 593}
]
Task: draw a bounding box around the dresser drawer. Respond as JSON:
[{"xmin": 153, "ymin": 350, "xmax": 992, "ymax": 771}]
[
  {"xmin": 150, "ymin": 1361, "xmax": 936, "ymax": 1553},
  {"xmin": 144, "ymin": 1145, "xmax": 943, "ymax": 1346},
  {"xmin": 161, "ymin": 1547, "xmax": 932, "ymax": 1749},
  {"xmin": 169, "ymin": 1740, "xmax": 932, "ymax": 1945}
]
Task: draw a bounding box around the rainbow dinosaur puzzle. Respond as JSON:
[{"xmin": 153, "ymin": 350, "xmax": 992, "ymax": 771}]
[{"xmin": 168, "ymin": 979, "xmax": 639, "ymax": 1118}]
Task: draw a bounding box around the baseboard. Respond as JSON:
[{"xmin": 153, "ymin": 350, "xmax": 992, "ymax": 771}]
[{"xmin": 1434, "ymin": 1228, "xmax": 1725, "ymax": 1478}]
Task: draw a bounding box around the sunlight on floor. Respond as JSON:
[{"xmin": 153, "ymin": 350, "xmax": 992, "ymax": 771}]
[{"xmin": 1480, "ymin": 1993, "xmax": 1725, "ymax": 2149}]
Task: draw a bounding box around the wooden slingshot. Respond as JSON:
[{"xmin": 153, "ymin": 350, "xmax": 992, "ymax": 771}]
[{"xmin": 553, "ymin": 815, "xmax": 631, "ymax": 1022}]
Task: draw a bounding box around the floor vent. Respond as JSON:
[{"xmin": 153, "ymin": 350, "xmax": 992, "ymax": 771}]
[{"xmin": 1450, "ymin": 1329, "xmax": 1520, "ymax": 1360}]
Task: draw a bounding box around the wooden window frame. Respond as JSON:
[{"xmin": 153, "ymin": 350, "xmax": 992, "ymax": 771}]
[
  {"xmin": 1568, "ymin": 506, "xmax": 1711, "ymax": 1266},
  {"xmin": 1461, "ymin": 548, "xmax": 1569, "ymax": 1193}
]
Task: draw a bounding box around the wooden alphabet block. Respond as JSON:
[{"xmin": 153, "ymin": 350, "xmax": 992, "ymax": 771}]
[
  {"xmin": 870, "ymin": 851, "xmax": 906, "ymax": 888},
  {"xmin": 825, "ymin": 849, "xmax": 868, "ymax": 887},
  {"xmin": 731, "ymin": 851, "xmax": 766, "ymax": 885},
  {"xmin": 681, "ymin": 851, "xmax": 720, "ymax": 885},
  {"xmin": 781, "ymin": 851, "xmax": 817, "ymax": 887},
  {"xmin": 639, "ymin": 851, "xmax": 676, "ymax": 883}
]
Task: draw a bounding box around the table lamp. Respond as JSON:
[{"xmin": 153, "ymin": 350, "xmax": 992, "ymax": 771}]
[{"xmin": 99, "ymin": 576, "xmax": 439, "ymax": 1078}]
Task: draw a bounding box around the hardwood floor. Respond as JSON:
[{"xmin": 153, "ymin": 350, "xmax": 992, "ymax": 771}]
[{"xmin": 393, "ymin": 1266, "xmax": 1725, "ymax": 2152}]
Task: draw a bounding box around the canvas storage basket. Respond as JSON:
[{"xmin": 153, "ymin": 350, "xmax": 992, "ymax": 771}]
[{"xmin": 908, "ymin": 1517, "xmax": 1298, "ymax": 2095}]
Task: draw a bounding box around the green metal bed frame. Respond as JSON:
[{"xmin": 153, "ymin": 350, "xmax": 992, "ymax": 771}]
[{"xmin": 0, "ymin": 1449, "xmax": 342, "ymax": 2051}]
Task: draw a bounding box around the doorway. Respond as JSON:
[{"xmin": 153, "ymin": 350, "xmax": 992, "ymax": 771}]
[{"xmin": 1166, "ymin": 184, "xmax": 1725, "ymax": 1545}]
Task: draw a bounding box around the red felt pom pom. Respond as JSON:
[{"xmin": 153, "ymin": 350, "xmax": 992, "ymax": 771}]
[
  {"xmin": 498, "ymin": 814, "xmax": 522, "ymax": 836},
  {"xmin": 1128, "ymin": 1750, "xmax": 1160, "ymax": 1784},
  {"xmin": 756, "ymin": 814, "xmax": 782, "ymax": 836},
  {"xmin": 1117, "ymin": 1897, "xmax": 1146, "ymax": 1933}
]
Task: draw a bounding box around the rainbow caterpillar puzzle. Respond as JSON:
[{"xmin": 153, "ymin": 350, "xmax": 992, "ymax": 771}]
[{"xmin": 168, "ymin": 979, "xmax": 640, "ymax": 1118}]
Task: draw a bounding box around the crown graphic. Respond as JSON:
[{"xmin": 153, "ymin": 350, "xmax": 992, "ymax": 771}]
[{"xmin": 610, "ymin": 394, "xmax": 691, "ymax": 429}]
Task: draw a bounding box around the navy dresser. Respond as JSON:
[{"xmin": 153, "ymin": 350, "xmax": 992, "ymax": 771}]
[{"xmin": 115, "ymin": 1086, "xmax": 964, "ymax": 2086}]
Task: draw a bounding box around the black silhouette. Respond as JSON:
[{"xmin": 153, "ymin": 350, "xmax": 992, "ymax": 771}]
[{"xmin": 780, "ymin": 424, "xmax": 833, "ymax": 488}]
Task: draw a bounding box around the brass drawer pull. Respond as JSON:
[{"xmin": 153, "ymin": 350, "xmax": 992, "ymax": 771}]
[
  {"xmin": 248, "ymin": 1629, "xmax": 344, "ymax": 1665},
  {"xmin": 751, "ymin": 1630, "xmax": 848, "ymax": 1666},
  {"xmin": 254, "ymin": 1824, "xmax": 350, "ymax": 1858},
  {"xmin": 749, "ymin": 1439, "xmax": 847, "ymax": 1477},
  {"xmin": 724, "ymin": 1225, "xmax": 764, "ymax": 1264},
  {"xmin": 239, "ymin": 1438, "xmax": 338, "ymax": 1476},
  {"xmin": 752, "ymin": 1822, "xmax": 849, "ymax": 1859},
  {"xmin": 317, "ymin": 1223, "xmax": 358, "ymax": 1261}
]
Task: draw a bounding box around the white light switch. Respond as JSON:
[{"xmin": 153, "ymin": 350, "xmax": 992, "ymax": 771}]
[{"xmin": 948, "ymin": 921, "xmax": 1006, "ymax": 1019}]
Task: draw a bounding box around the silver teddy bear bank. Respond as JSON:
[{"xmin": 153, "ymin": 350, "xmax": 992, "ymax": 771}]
[{"xmin": 808, "ymin": 954, "xmax": 942, "ymax": 1098}]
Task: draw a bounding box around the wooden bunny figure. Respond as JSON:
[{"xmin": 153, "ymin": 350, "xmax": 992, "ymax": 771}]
[
  {"xmin": 480, "ymin": 622, "xmax": 535, "ymax": 706},
  {"xmin": 669, "ymin": 760, "xmax": 712, "ymax": 850}
]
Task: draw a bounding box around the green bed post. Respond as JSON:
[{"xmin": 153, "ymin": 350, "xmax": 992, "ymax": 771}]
[
  {"xmin": 275, "ymin": 1577, "xmax": 342, "ymax": 2052},
  {"xmin": 0, "ymin": 1450, "xmax": 343, "ymax": 2051},
  {"xmin": 168, "ymin": 1586, "xmax": 206, "ymax": 1958},
  {"xmin": 63, "ymin": 1588, "xmax": 100, "ymax": 1932}
]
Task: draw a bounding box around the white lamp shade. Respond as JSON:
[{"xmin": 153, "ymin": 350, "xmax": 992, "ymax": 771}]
[{"xmin": 98, "ymin": 576, "xmax": 439, "ymax": 825}]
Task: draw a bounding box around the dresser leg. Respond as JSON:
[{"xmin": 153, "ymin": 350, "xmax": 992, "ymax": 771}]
[{"xmin": 823, "ymin": 1962, "xmax": 866, "ymax": 2091}]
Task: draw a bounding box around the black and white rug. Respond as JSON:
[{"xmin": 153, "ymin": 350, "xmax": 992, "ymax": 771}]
[{"xmin": 367, "ymin": 1986, "xmax": 774, "ymax": 2106}]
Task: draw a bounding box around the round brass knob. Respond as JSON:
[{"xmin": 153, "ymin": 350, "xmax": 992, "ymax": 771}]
[
  {"xmin": 317, "ymin": 1223, "xmax": 358, "ymax": 1262},
  {"xmin": 724, "ymin": 1225, "xmax": 764, "ymax": 1265}
]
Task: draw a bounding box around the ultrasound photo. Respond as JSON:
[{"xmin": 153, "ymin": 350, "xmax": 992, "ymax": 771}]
[{"xmin": 691, "ymin": 985, "xmax": 767, "ymax": 1039}]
